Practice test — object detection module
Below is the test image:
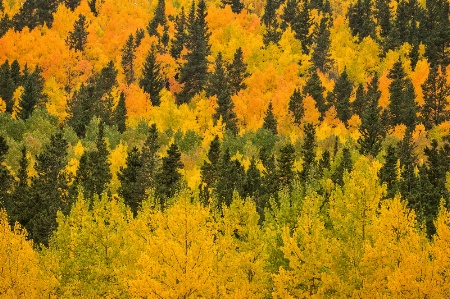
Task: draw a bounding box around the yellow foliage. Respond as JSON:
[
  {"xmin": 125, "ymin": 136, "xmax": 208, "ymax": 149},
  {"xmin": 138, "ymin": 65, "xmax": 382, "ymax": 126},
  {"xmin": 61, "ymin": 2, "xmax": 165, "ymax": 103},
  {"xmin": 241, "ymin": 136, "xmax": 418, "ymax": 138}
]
[
  {"xmin": 302, "ymin": 95, "xmax": 321, "ymax": 125},
  {"xmin": 109, "ymin": 141, "xmax": 128, "ymax": 194},
  {"xmin": 0, "ymin": 98, "xmax": 5, "ymax": 112}
]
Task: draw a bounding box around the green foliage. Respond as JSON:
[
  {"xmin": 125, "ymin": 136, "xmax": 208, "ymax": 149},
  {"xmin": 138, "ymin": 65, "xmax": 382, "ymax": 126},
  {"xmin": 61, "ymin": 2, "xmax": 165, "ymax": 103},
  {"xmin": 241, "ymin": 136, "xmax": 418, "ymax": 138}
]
[
  {"xmin": 140, "ymin": 47, "xmax": 164, "ymax": 106},
  {"xmin": 148, "ymin": 0, "xmax": 166, "ymax": 37},
  {"xmin": 421, "ymin": 66, "xmax": 450, "ymax": 129},
  {"xmin": 155, "ymin": 143, "xmax": 183, "ymax": 208},
  {"xmin": 262, "ymin": 101, "xmax": 277, "ymax": 135},
  {"xmin": 121, "ymin": 34, "xmax": 136, "ymax": 85},
  {"xmin": 66, "ymin": 14, "xmax": 89, "ymax": 52},
  {"xmin": 327, "ymin": 68, "xmax": 352, "ymax": 124},
  {"xmin": 288, "ymin": 88, "xmax": 304, "ymax": 125},
  {"xmin": 304, "ymin": 71, "xmax": 327, "ymax": 118}
]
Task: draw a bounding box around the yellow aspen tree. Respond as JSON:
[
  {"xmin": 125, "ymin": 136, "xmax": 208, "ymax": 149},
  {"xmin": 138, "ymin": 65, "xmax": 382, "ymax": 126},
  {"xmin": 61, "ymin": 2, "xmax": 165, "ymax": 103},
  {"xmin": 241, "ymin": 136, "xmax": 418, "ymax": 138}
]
[
  {"xmin": 272, "ymin": 191, "xmax": 337, "ymax": 298},
  {"xmin": 0, "ymin": 210, "xmax": 54, "ymax": 298}
]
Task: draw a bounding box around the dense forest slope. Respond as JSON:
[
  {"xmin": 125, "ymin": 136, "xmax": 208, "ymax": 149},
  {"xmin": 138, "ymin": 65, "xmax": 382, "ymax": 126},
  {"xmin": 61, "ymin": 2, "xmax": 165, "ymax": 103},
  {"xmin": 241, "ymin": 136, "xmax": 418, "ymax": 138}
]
[{"xmin": 1, "ymin": 0, "xmax": 450, "ymax": 297}]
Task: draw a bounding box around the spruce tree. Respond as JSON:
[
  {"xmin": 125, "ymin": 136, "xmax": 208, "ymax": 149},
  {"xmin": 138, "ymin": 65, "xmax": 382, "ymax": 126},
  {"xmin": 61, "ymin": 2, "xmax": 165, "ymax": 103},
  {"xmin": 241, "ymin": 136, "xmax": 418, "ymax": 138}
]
[
  {"xmin": 281, "ymin": 0, "xmax": 299, "ymax": 30},
  {"xmin": 293, "ymin": 0, "xmax": 313, "ymax": 54},
  {"xmin": 140, "ymin": 123, "xmax": 161, "ymax": 193},
  {"xmin": 0, "ymin": 60, "xmax": 15, "ymax": 114},
  {"xmin": 66, "ymin": 83, "xmax": 96, "ymax": 138},
  {"xmin": 121, "ymin": 34, "xmax": 136, "ymax": 85},
  {"xmin": 311, "ymin": 17, "xmax": 333, "ymax": 73},
  {"xmin": 10, "ymin": 59, "xmax": 21, "ymax": 86},
  {"xmin": 27, "ymin": 130, "xmax": 71, "ymax": 246},
  {"xmin": 352, "ymin": 83, "xmax": 366, "ymax": 119},
  {"xmin": 332, "ymin": 147, "xmax": 353, "ymax": 186},
  {"xmin": 140, "ymin": 47, "xmax": 164, "ymax": 106},
  {"xmin": 118, "ymin": 147, "xmax": 144, "ymax": 216},
  {"xmin": 206, "ymin": 52, "xmax": 228, "ymax": 98},
  {"xmin": 88, "ymin": 0, "xmax": 97, "ymax": 17},
  {"xmin": 114, "ymin": 91, "xmax": 127, "ymax": 133},
  {"xmin": 214, "ymin": 148, "xmax": 236, "ymax": 208},
  {"xmin": 262, "ymin": 0, "xmax": 282, "ymax": 46},
  {"xmin": 18, "ymin": 66, "xmax": 47, "ymax": 120},
  {"xmin": 300, "ymin": 123, "xmax": 317, "ymax": 180},
  {"xmin": 318, "ymin": 149, "xmax": 331, "ymax": 175},
  {"xmin": 278, "ymin": 143, "xmax": 296, "ymax": 189},
  {"xmin": 288, "ymin": 88, "xmax": 304, "ymax": 125},
  {"xmin": 348, "ymin": 0, "xmax": 376, "ymax": 41},
  {"xmin": 375, "ymin": 0, "xmax": 391, "ymax": 40},
  {"xmin": 170, "ymin": 7, "xmax": 187, "ymax": 59},
  {"xmin": 303, "ymin": 71, "xmax": 327, "ymax": 118},
  {"xmin": 64, "ymin": 0, "xmax": 81, "ymax": 11},
  {"xmin": 0, "ymin": 135, "xmax": 12, "ymax": 209},
  {"xmin": 378, "ymin": 145, "xmax": 399, "ymax": 198},
  {"xmin": 227, "ymin": 47, "xmax": 249, "ymax": 95},
  {"xmin": 222, "ymin": 0, "xmax": 244, "ymax": 13},
  {"xmin": 397, "ymin": 130, "xmax": 418, "ymax": 204},
  {"xmin": 200, "ymin": 135, "xmax": 221, "ymax": 201},
  {"xmin": 76, "ymin": 122, "xmax": 112, "ymax": 199},
  {"xmin": 244, "ymin": 157, "xmax": 261, "ymax": 198},
  {"xmin": 387, "ymin": 60, "xmax": 418, "ymax": 130},
  {"xmin": 262, "ymin": 101, "xmax": 278, "ymax": 135},
  {"xmin": 148, "ymin": 0, "xmax": 166, "ymax": 37},
  {"xmin": 7, "ymin": 146, "xmax": 30, "ymax": 226},
  {"xmin": 358, "ymin": 76, "xmax": 384, "ymax": 157},
  {"xmin": 155, "ymin": 143, "xmax": 183, "ymax": 208},
  {"xmin": 66, "ymin": 14, "xmax": 89, "ymax": 52},
  {"xmin": 421, "ymin": 65, "xmax": 450, "ymax": 129},
  {"xmin": 176, "ymin": 0, "xmax": 211, "ymax": 105},
  {"xmin": 328, "ymin": 68, "xmax": 352, "ymax": 123}
]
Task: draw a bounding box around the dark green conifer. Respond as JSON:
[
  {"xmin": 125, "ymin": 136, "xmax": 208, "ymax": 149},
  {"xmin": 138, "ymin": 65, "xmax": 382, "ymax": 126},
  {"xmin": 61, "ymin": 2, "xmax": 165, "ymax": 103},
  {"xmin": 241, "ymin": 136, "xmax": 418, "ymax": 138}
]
[
  {"xmin": 114, "ymin": 91, "xmax": 127, "ymax": 133},
  {"xmin": 278, "ymin": 143, "xmax": 296, "ymax": 189},
  {"xmin": 300, "ymin": 123, "xmax": 317, "ymax": 180},
  {"xmin": 397, "ymin": 130, "xmax": 418, "ymax": 203},
  {"xmin": 318, "ymin": 149, "xmax": 331, "ymax": 175},
  {"xmin": 222, "ymin": 0, "xmax": 244, "ymax": 13},
  {"xmin": 141, "ymin": 123, "xmax": 161, "ymax": 193},
  {"xmin": 262, "ymin": 101, "xmax": 278, "ymax": 135},
  {"xmin": 262, "ymin": 0, "xmax": 282, "ymax": 46},
  {"xmin": 170, "ymin": 7, "xmax": 187, "ymax": 59},
  {"xmin": 332, "ymin": 147, "xmax": 353, "ymax": 186},
  {"xmin": 293, "ymin": 0, "xmax": 313, "ymax": 54},
  {"xmin": 378, "ymin": 145, "xmax": 399, "ymax": 198},
  {"xmin": 0, "ymin": 60, "xmax": 15, "ymax": 114},
  {"xmin": 0, "ymin": 135, "xmax": 12, "ymax": 208},
  {"xmin": 135, "ymin": 28, "xmax": 145, "ymax": 48},
  {"xmin": 66, "ymin": 14, "xmax": 89, "ymax": 52},
  {"xmin": 288, "ymin": 88, "xmax": 304, "ymax": 125},
  {"xmin": 421, "ymin": 66, "xmax": 450, "ymax": 129},
  {"xmin": 244, "ymin": 157, "xmax": 261, "ymax": 198},
  {"xmin": 140, "ymin": 47, "xmax": 164, "ymax": 106},
  {"xmin": 88, "ymin": 0, "xmax": 97, "ymax": 17},
  {"xmin": 215, "ymin": 148, "xmax": 237, "ymax": 208},
  {"xmin": 227, "ymin": 47, "xmax": 249, "ymax": 95},
  {"xmin": 328, "ymin": 68, "xmax": 352, "ymax": 124},
  {"xmin": 121, "ymin": 34, "xmax": 136, "ymax": 85},
  {"xmin": 303, "ymin": 71, "xmax": 327, "ymax": 118},
  {"xmin": 200, "ymin": 135, "xmax": 221, "ymax": 189},
  {"xmin": 311, "ymin": 17, "xmax": 333, "ymax": 73},
  {"xmin": 18, "ymin": 66, "xmax": 47, "ymax": 120},
  {"xmin": 7, "ymin": 146, "xmax": 30, "ymax": 226},
  {"xmin": 155, "ymin": 143, "xmax": 184, "ymax": 208},
  {"xmin": 118, "ymin": 147, "xmax": 144, "ymax": 216},
  {"xmin": 352, "ymin": 83, "xmax": 366, "ymax": 118},
  {"xmin": 148, "ymin": 0, "xmax": 166, "ymax": 37},
  {"xmin": 375, "ymin": 0, "xmax": 391, "ymax": 39},
  {"xmin": 176, "ymin": 0, "xmax": 211, "ymax": 104},
  {"xmin": 348, "ymin": 0, "xmax": 376, "ymax": 41},
  {"xmin": 64, "ymin": 0, "xmax": 81, "ymax": 11}
]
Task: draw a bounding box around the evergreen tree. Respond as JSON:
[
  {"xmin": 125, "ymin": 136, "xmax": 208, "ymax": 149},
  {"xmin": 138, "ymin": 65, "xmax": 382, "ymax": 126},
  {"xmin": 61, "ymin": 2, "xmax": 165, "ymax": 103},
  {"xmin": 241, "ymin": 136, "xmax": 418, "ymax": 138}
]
[
  {"xmin": 303, "ymin": 71, "xmax": 327, "ymax": 118},
  {"xmin": 352, "ymin": 83, "xmax": 366, "ymax": 118},
  {"xmin": 421, "ymin": 65, "xmax": 450, "ymax": 129},
  {"xmin": 348, "ymin": 0, "xmax": 376, "ymax": 41},
  {"xmin": 262, "ymin": 101, "xmax": 278, "ymax": 135},
  {"xmin": 10, "ymin": 59, "xmax": 21, "ymax": 86},
  {"xmin": 170, "ymin": 7, "xmax": 187, "ymax": 59},
  {"xmin": 281, "ymin": 0, "xmax": 299, "ymax": 30},
  {"xmin": 215, "ymin": 148, "xmax": 237, "ymax": 208},
  {"xmin": 7, "ymin": 146, "xmax": 30, "ymax": 226},
  {"xmin": 66, "ymin": 14, "xmax": 89, "ymax": 52},
  {"xmin": 318, "ymin": 149, "xmax": 331, "ymax": 175},
  {"xmin": 0, "ymin": 12, "xmax": 11, "ymax": 38},
  {"xmin": 121, "ymin": 34, "xmax": 136, "ymax": 85},
  {"xmin": 64, "ymin": 0, "xmax": 81, "ymax": 11},
  {"xmin": 135, "ymin": 28, "xmax": 145, "ymax": 48},
  {"xmin": 27, "ymin": 130, "xmax": 71, "ymax": 246},
  {"xmin": 375, "ymin": 0, "xmax": 391, "ymax": 40},
  {"xmin": 0, "ymin": 60, "xmax": 16, "ymax": 114},
  {"xmin": 300, "ymin": 123, "xmax": 317, "ymax": 180},
  {"xmin": 96, "ymin": 61, "xmax": 118, "ymax": 96},
  {"xmin": 293, "ymin": 0, "xmax": 313, "ymax": 54},
  {"xmin": 311, "ymin": 17, "xmax": 333, "ymax": 73},
  {"xmin": 278, "ymin": 143, "xmax": 296, "ymax": 189},
  {"xmin": 114, "ymin": 91, "xmax": 127, "ymax": 133},
  {"xmin": 206, "ymin": 52, "xmax": 228, "ymax": 98},
  {"xmin": 140, "ymin": 123, "xmax": 161, "ymax": 193},
  {"xmin": 75, "ymin": 122, "xmax": 112, "ymax": 199},
  {"xmin": 227, "ymin": 47, "xmax": 249, "ymax": 95},
  {"xmin": 288, "ymin": 88, "xmax": 304, "ymax": 125},
  {"xmin": 148, "ymin": 0, "xmax": 166, "ymax": 37},
  {"xmin": 18, "ymin": 66, "xmax": 47, "ymax": 120},
  {"xmin": 358, "ymin": 75, "xmax": 384, "ymax": 157},
  {"xmin": 176, "ymin": 0, "xmax": 211, "ymax": 105},
  {"xmin": 155, "ymin": 143, "xmax": 183, "ymax": 208},
  {"xmin": 328, "ymin": 68, "xmax": 352, "ymax": 123},
  {"xmin": 140, "ymin": 47, "xmax": 164, "ymax": 106},
  {"xmin": 244, "ymin": 157, "xmax": 261, "ymax": 198},
  {"xmin": 332, "ymin": 147, "xmax": 353, "ymax": 186},
  {"xmin": 222, "ymin": 0, "xmax": 244, "ymax": 13},
  {"xmin": 118, "ymin": 147, "xmax": 144, "ymax": 216},
  {"xmin": 66, "ymin": 83, "xmax": 96, "ymax": 138},
  {"xmin": 397, "ymin": 130, "xmax": 418, "ymax": 204},
  {"xmin": 88, "ymin": 0, "xmax": 97, "ymax": 17},
  {"xmin": 13, "ymin": 0, "xmax": 59, "ymax": 31},
  {"xmin": 262, "ymin": 0, "xmax": 282, "ymax": 46},
  {"xmin": 200, "ymin": 135, "xmax": 221, "ymax": 203},
  {"xmin": 378, "ymin": 145, "xmax": 399, "ymax": 198},
  {"xmin": 0, "ymin": 135, "xmax": 12, "ymax": 209},
  {"xmin": 387, "ymin": 60, "xmax": 418, "ymax": 130}
]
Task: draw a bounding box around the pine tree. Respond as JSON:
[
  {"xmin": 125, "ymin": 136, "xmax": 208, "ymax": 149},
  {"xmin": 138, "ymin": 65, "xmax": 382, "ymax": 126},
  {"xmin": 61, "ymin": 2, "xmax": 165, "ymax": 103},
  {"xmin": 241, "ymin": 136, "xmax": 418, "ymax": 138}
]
[
  {"xmin": 0, "ymin": 135, "xmax": 12, "ymax": 209},
  {"xmin": 76, "ymin": 122, "xmax": 112, "ymax": 199},
  {"xmin": 300, "ymin": 123, "xmax": 317, "ymax": 180},
  {"xmin": 215, "ymin": 148, "xmax": 237, "ymax": 208},
  {"xmin": 318, "ymin": 149, "xmax": 331, "ymax": 175},
  {"xmin": 7, "ymin": 147, "xmax": 30, "ymax": 226},
  {"xmin": 170, "ymin": 7, "xmax": 187, "ymax": 59},
  {"xmin": 352, "ymin": 83, "xmax": 366, "ymax": 118},
  {"xmin": 18, "ymin": 66, "xmax": 47, "ymax": 120},
  {"xmin": 244, "ymin": 157, "xmax": 261, "ymax": 198},
  {"xmin": 303, "ymin": 71, "xmax": 327, "ymax": 118},
  {"xmin": 375, "ymin": 0, "xmax": 391, "ymax": 40},
  {"xmin": 155, "ymin": 143, "xmax": 183, "ymax": 208},
  {"xmin": 176, "ymin": 0, "xmax": 211, "ymax": 105},
  {"xmin": 262, "ymin": 0, "xmax": 282, "ymax": 46},
  {"xmin": 288, "ymin": 88, "xmax": 304, "ymax": 125},
  {"xmin": 328, "ymin": 68, "xmax": 353, "ymax": 123},
  {"xmin": 200, "ymin": 135, "xmax": 221, "ymax": 203},
  {"xmin": 10, "ymin": 59, "xmax": 21, "ymax": 86},
  {"xmin": 378, "ymin": 145, "xmax": 399, "ymax": 198},
  {"xmin": 421, "ymin": 65, "xmax": 450, "ymax": 129},
  {"xmin": 262, "ymin": 101, "xmax": 278, "ymax": 135},
  {"xmin": 88, "ymin": 0, "xmax": 97, "ymax": 17},
  {"xmin": 66, "ymin": 14, "xmax": 89, "ymax": 52},
  {"xmin": 278, "ymin": 143, "xmax": 296, "ymax": 189},
  {"xmin": 387, "ymin": 60, "xmax": 418, "ymax": 130},
  {"xmin": 121, "ymin": 34, "xmax": 136, "ymax": 85},
  {"xmin": 140, "ymin": 47, "xmax": 164, "ymax": 106},
  {"xmin": 118, "ymin": 147, "xmax": 144, "ymax": 216},
  {"xmin": 227, "ymin": 47, "xmax": 249, "ymax": 95},
  {"xmin": 281, "ymin": 0, "xmax": 299, "ymax": 30},
  {"xmin": 135, "ymin": 28, "xmax": 145, "ymax": 48},
  {"xmin": 27, "ymin": 130, "xmax": 71, "ymax": 246},
  {"xmin": 0, "ymin": 60, "xmax": 16, "ymax": 114},
  {"xmin": 397, "ymin": 130, "xmax": 418, "ymax": 204},
  {"xmin": 358, "ymin": 76, "xmax": 384, "ymax": 157},
  {"xmin": 66, "ymin": 83, "xmax": 95, "ymax": 138},
  {"xmin": 114, "ymin": 91, "xmax": 127, "ymax": 133},
  {"xmin": 64, "ymin": 0, "xmax": 81, "ymax": 11},
  {"xmin": 348, "ymin": 0, "xmax": 376, "ymax": 41},
  {"xmin": 293, "ymin": 0, "xmax": 313, "ymax": 54},
  {"xmin": 148, "ymin": 0, "xmax": 166, "ymax": 37},
  {"xmin": 332, "ymin": 147, "xmax": 353, "ymax": 186},
  {"xmin": 206, "ymin": 52, "xmax": 228, "ymax": 98},
  {"xmin": 311, "ymin": 17, "xmax": 333, "ymax": 73},
  {"xmin": 140, "ymin": 123, "xmax": 161, "ymax": 194}
]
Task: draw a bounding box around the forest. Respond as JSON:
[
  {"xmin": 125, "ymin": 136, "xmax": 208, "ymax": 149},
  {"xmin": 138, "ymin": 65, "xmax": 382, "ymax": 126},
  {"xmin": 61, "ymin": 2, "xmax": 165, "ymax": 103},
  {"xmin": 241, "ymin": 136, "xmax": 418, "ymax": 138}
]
[{"xmin": 0, "ymin": 0, "xmax": 450, "ymax": 297}]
